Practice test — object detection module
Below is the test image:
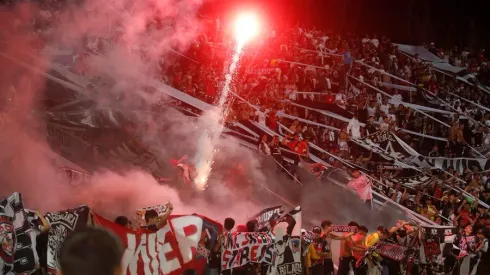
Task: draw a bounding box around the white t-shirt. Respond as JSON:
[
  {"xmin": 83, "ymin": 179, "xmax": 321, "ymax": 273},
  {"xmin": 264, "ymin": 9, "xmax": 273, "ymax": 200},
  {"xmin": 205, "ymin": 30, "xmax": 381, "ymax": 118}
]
[
  {"xmin": 404, "ymin": 65, "xmax": 412, "ymax": 78},
  {"xmin": 379, "ymin": 122, "xmax": 389, "ymax": 131},
  {"xmin": 484, "ymin": 132, "xmax": 490, "ymax": 146},
  {"xmin": 367, "ymin": 106, "xmax": 377, "ymax": 117},
  {"xmin": 255, "ymin": 110, "xmax": 268, "ymax": 124},
  {"xmin": 391, "ymin": 94, "xmax": 403, "ymax": 103},
  {"xmin": 288, "ymin": 91, "xmax": 297, "ymax": 101},
  {"xmin": 347, "ymin": 118, "xmax": 361, "ymax": 138},
  {"xmin": 379, "ymin": 104, "xmax": 390, "ymax": 115},
  {"xmin": 335, "ymin": 94, "xmax": 346, "ymax": 108}
]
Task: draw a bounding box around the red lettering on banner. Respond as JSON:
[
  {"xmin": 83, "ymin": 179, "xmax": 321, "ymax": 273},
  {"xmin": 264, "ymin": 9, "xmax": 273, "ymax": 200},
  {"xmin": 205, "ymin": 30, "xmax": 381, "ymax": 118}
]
[
  {"xmin": 94, "ymin": 213, "xmax": 222, "ymax": 275},
  {"xmin": 233, "ymin": 248, "xmax": 242, "ymax": 267},
  {"xmin": 221, "ymin": 250, "xmax": 232, "ymax": 270},
  {"xmin": 241, "ymin": 234, "xmax": 250, "ymax": 247},
  {"xmin": 250, "ymin": 245, "xmax": 259, "ymax": 262}
]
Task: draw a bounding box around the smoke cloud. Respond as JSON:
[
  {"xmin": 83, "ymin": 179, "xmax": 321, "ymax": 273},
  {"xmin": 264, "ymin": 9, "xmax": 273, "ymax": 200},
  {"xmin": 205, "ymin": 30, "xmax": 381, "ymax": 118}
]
[{"xmin": 0, "ymin": 0, "xmax": 404, "ymax": 230}]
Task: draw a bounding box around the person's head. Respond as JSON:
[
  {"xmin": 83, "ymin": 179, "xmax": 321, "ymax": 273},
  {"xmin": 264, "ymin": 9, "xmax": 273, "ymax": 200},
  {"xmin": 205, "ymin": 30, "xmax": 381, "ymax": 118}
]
[
  {"xmin": 449, "ymin": 192, "xmax": 456, "ymax": 200},
  {"xmin": 357, "ymin": 226, "xmax": 368, "ymax": 236},
  {"xmin": 377, "ymin": 226, "xmax": 388, "ymax": 239},
  {"xmin": 224, "ymin": 217, "xmax": 235, "ymax": 232},
  {"xmin": 58, "ymin": 227, "xmax": 123, "ymax": 275},
  {"xmin": 477, "ymin": 229, "xmax": 485, "ymax": 240},
  {"xmin": 312, "ymin": 226, "xmax": 322, "ymax": 235},
  {"xmin": 397, "ymin": 229, "xmax": 407, "ymax": 238},
  {"xmin": 348, "ymin": 221, "xmax": 359, "ymax": 227},
  {"xmin": 321, "ymin": 220, "xmax": 332, "ymax": 234},
  {"xmin": 455, "ymin": 218, "xmax": 464, "ymax": 229},
  {"xmin": 352, "ymin": 169, "xmax": 360, "ymax": 178},
  {"xmin": 261, "ymin": 135, "xmax": 268, "ymax": 142},
  {"xmin": 144, "ymin": 210, "xmax": 159, "ymax": 225},
  {"xmin": 464, "ymin": 224, "xmax": 473, "ymax": 235},
  {"xmin": 114, "ymin": 216, "xmax": 132, "ymax": 229},
  {"xmin": 246, "ymin": 220, "xmax": 258, "ymax": 232}
]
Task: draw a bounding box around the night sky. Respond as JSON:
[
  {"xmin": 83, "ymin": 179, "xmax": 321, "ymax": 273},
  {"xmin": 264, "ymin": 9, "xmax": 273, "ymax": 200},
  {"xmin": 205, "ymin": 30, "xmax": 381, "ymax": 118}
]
[{"xmin": 202, "ymin": 0, "xmax": 490, "ymax": 51}]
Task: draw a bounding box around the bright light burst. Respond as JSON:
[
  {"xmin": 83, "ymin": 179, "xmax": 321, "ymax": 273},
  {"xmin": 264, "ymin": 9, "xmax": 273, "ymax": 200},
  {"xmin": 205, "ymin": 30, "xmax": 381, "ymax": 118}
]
[
  {"xmin": 233, "ymin": 12, "xmax": 260, "ymax": 44},
  {"xmin": 193, "ymin": 12, "xmax": 260, "ymax": 191}
]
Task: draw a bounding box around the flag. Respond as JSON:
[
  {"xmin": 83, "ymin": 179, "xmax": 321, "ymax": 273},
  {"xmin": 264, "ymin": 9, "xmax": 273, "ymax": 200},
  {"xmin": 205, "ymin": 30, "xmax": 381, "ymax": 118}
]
[
  {"xmin": 93, "ymin": 212, "xmax": 222, "ymax": 275},
  {"xmin": 221, "ymin": 206, "xmax": 302, "ymax": 275},
  {"xmin": 251, "ymin": 205, "xmax": 284, "ymax": 232},
  {"xmin": 45, "ymin": 206, "xmax": 91, "ymax": 275},
  {"xmin": 0, "ymin": 193, "xmax": 39, "ymax": 275},
  {"xmin": 347, "ymin": 175, "xmax": 373, "ymax": 201}
]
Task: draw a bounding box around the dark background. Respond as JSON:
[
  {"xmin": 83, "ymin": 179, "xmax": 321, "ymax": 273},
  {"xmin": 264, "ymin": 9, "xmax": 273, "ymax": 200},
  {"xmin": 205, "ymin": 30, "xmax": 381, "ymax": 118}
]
[{"xmin": 202, "ymin": 0, "xmax": 490, "ymax": 51}]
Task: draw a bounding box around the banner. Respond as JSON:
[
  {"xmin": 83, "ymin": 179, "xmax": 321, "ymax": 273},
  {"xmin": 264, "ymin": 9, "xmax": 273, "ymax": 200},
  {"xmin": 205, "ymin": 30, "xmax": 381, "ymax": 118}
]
[
  {"xmin": 384, "ymin": 173, "xmax": 438, "ymax": 188},
  {"xmin": 301, "ymin": 231, "xmax": 318, "ymax": 245},
  {"xmin": 252, "ymin": 206, "xmax": 284, "ymax": 231},
  {"xmin": 331, "ymin": 225, "xmax": 358, "ymax": 233},
  {"xmin": 352, "ymin": 131, "xmax": 431, "ymax": 168},
  {"xmin": 0, "ymin": 193, "xmax": 39, "ymax": 275},
  {"xmin": 374, "ymin": 241, "xmax": 408, "ymax": 261},
  {"xmin": 221, "ymin": 232, "xmax": 275, "ymax": 269},
  {"xmin": 245, "ymin": 67, "xmax": 276, "ymax": 75},
  {"xmin": 222, "ymin": 207, "xmax": 302, "ymax": 275},
  {"xmin": 426, "ymin": 157, "xmax": 489, "ymax": 174},
  {"xmin": 421, "ymin": 226, "xmax": 457, "ymax": 242},
  {"xmin": 46, "ymin": 206, "xmax": 91, "ymax": 275},
  {"xmin": 421, "ymin": 228, "xmax": 442, "ymax": 258},
  {"xmin": 94, "ymin": 213, "xmax": 222, "ymax": 275}
]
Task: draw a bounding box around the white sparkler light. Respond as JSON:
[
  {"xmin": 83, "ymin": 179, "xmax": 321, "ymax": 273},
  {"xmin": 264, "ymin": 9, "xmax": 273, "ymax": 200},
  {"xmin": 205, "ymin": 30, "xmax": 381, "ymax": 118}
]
[
  {"xmin": 193, "ymin": 13, "xmax": 260, "ymax": 191},
  {"xmin": 233, "ymin": 12, "xmax": 260, "ymax": 44}
]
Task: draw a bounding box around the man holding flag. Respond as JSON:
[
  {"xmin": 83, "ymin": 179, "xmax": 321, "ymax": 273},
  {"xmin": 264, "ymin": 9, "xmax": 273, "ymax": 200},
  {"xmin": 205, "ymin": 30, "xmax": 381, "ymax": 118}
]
[{"xmin": 347, "ymin": 170, "xmax": 373, "ymax": 209}]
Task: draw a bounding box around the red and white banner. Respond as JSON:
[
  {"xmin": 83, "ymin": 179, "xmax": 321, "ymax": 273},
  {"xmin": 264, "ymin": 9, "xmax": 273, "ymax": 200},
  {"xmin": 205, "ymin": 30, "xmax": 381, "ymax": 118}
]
[
  {"xmin": 221, "ymin": 232, "xmax": 275, "ymax": 270},
  {"xmin": 330, "ymin": 225, "xmax": 358, "ymax": 233},
  {"xmin": 93, "ymin": 213, "xmax": 222, "ymax": 275}
]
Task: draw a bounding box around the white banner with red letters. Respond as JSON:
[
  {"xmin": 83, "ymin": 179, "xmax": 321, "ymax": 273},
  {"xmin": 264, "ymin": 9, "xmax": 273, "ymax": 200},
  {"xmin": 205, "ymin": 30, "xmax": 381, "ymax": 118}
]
[{"xmin": 93, "ymin": 212, "xmax": 222, "ymax": 275}]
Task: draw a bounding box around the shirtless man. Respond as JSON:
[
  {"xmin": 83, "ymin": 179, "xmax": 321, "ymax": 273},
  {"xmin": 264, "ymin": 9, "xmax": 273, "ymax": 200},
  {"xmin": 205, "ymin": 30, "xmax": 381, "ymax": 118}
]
[
  {"xmin": 351, "ymin": 226, "xmax": 369, "ymax": 275},
  {"xmin": 321, "ymin": 220, "xmax": 355, "ymax": 275},
  {"xmin": 455, "ymin": 123, "xmax": 468, "ymax": 157},
  {"xmin": 448, "ymin": 120, "xmax": 461, "ymax": 157},
  {"xmin": 323, "ymin": 221, "xmax": 359, "ymax": 275}
]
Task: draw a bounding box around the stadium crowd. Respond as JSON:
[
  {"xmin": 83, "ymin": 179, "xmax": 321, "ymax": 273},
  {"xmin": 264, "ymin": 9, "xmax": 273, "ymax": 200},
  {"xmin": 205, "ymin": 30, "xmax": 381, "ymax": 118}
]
[
  {"xmin": 3, "ymin": 2, "xmax": 490, "ymax": 274},
  {"xmin": 29, "ymin": 205, "xmax": 490, "ymax": 275},
  {"xmin": 13, "ymin": 0, "xmax": 490, "ymax": 245}
]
